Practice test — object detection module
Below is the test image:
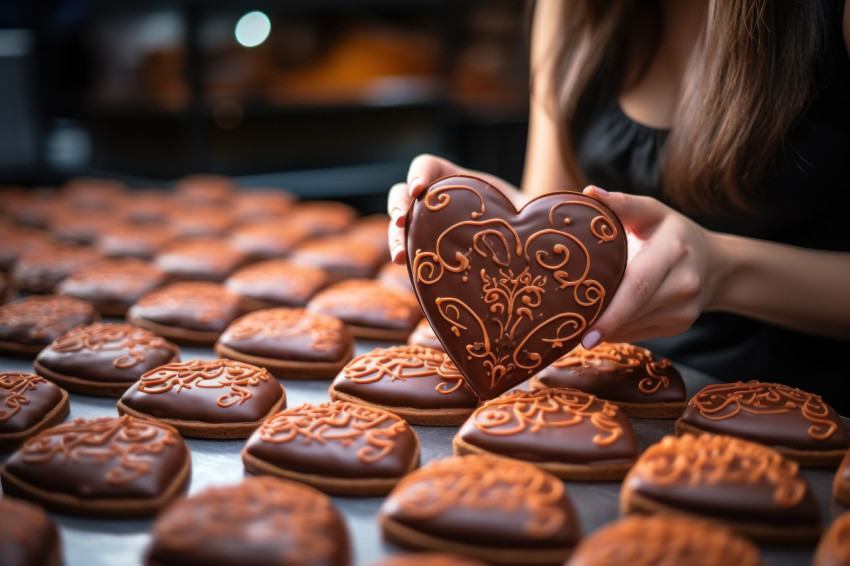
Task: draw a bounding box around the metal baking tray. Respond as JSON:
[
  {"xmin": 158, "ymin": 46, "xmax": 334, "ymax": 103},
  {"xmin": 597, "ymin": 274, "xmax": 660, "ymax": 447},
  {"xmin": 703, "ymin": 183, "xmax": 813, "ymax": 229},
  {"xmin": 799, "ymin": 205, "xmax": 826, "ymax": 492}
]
[{"xmin": 0, "ymin": 340, "xmax": 846, "ymax": 566}]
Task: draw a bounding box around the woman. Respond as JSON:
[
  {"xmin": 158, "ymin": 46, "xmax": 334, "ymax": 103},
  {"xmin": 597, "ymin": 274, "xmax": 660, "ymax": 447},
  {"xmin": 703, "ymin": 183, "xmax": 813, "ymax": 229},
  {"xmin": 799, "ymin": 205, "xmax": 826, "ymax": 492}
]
[{"xmin": 388, "ymin": 0, "xmax": 850, "ymax": 414}]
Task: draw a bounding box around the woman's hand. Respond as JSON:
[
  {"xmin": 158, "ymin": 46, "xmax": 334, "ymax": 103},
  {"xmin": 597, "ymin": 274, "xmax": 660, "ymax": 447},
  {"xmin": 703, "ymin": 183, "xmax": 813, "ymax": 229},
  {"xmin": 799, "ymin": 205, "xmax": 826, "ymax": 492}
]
[
  {"xmin": 387, "ymin": 154, "xmax": 523, "ymax": 263},
  {"xmin": 580, "ymin": 186, "xmax": 721, "ymax": 349}
]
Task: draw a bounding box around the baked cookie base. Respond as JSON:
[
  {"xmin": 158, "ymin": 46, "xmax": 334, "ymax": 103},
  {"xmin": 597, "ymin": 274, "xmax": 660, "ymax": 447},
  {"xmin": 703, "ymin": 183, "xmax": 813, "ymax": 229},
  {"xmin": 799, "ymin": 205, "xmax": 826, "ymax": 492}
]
[
  {"xmin": 126, "ymin": 313, "xmax": 223, "ymax": 346},
  {"xmin": 328, "ymin": 386, "xmax": 474, "ymax": 427},
  {"xmin": 214, "ymin": 342, "xmax": 353, "ymax": 380},
  {"xmin": 452, "ymin": 435, "xmax": 633, "ymax": 481},
  {"xmin": 241, "ymin": 441, "xmax": 420, "ymax": 496},
  {"xmin": 0, "ymin": 450, "xmax": 191, "ymax": 518},
  {"xmin": 674, "ymin": 419, "xmax": 849, "ymax": 467},
  {"xmin": 0, "ymin": 387, "xmax": 70, "ymax": 452},
  {"xmin": 345, "ymin": 324, "xmax": 416, "ymax": 343},
  {"xmin": 34, "ymin": 354, "xmax": 180, "ymax": 397},
  {"xmin": 0, "ymin": 340, "xmax": 51, "ymax": 358},
  {"xmin": 620, "ymin": 489, "xmax": 822, "ymax": 546},
  {"xmin": 116, "ymin": 386, "xmax": 287, "ymax": 439},
  {"xmin": 380, "ymin": 516, "xmax": 573, "ymax": 566}
]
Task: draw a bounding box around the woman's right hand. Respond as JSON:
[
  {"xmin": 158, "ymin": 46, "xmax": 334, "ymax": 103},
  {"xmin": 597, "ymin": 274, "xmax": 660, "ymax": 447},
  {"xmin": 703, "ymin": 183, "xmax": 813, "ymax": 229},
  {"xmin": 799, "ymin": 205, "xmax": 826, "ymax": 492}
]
[{"xmin": 387, "ymin": 154, "xmax": 523, "ymax": 263}]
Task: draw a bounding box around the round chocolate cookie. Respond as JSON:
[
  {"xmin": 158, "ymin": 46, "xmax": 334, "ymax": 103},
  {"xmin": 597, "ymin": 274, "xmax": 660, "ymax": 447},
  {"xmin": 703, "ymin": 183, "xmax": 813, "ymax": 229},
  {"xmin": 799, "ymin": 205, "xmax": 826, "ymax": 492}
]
[
  {"xmin": 0, "ymin": 271, "xmax": 11, "ymax": 305},
  {"xmin": 290, "ymin": 234, "xmax": 386, "ymax": 284},
  {"xmin": 166, "ymin": 208, "xmax": 235, "ymax": 239},
  {"xmin": 0, "ymin": 224, "xmax": 52, "ymax": 271},
  {"xmin": 48, "ymin": 210, "xmax": 117, "ymax": 244},
  {"xmin": 127, "ymin": 281, "xmax": 241, "ymax": 345},
  {"xmin": 96, "ymin": 224, "xmax": 177, "ymax": 259},
  {"xmin": 228, "ymin": 221, "xmax": 307, "ymax": 260},
  {"xmin": 308, "ymin": 279, "xmax": 423, "ymax": 342},
  {"xmin": 0, "ymin": 372, "xmax": 70, "ymax": 452},
  {"xmin": 232, "ymin": 188, "xmax": 296, "ymax": 221},
  {"xmin": 56, "ymin": 258, "xmax": 168, "ymax": 316},
  {"xmin": 621, "ymin": 433, "xmax": 822, "ymax": 545},
  {"xmin": 675, "ymin": 381, "xmax": 850, "ymax": 467},
  {"xmin": 288, "ymin": 200, "xmax": 358, "ymax": 237},
  {"xmin": 329, "ymin": 345, "xmax": 479, "ymax": 426},
  {"xmin": 564, "ymin": 514, "xmax": 764, "ymax": 566},
  {"xmin": 118, "ymin": 358, "xmax": 286, "ymax": 439},
  {"xmin": 243, "ymin": 401, "xmax": 419, "ymax": 495},
  {"xmin": 814, "ymin": 511, "xmax": 850, "ymax": 566},
  {"xmin": 34, "ymin": 323, "xmax": 180, "ymax": 397},
  {"xmin": 174, "ymin": 173, "xmax": 236, "ymax": 206},
  {"xmin": 531, "ymin": 342, "xmax": 687, "ymax": 418},
  {"xmin": 0, "ymin": 497, "xmax": 62, "ymax": 566},
  {"xmin": 12, "ymin": 242, "xmax": 104, "ymax": 293},
  {"xmin": 0, "ymin": 415, "xmax": 191, "ymax": 518},
  {"xmin": 453, "ymin": 388, "xmax": 638, "ymax": 480},
  {"xmin": 377, "ymin": 261, "xmax": 413, "ymax": 291},
  {"xmin": 154, "ymin": 239, "xmax": 247, "ymax": 282},
  {"xmin": 379, "ymin": 454, "xmax": 581, "ymax": 565},
  {"xmin": 834, "ymin": 449, "xmax": 850, "ymax": 505},
  {"xmin": 146, "ymin": 476, "xmax": 351, "ymax": 566},
  {"xmin": 0, "ymin": 295, "xmax": 99, "ymax": 357},
  {"xmin": 225, "ymin": 259, "xmax": 328, "ymax": 311},
  {"xmin": 215, "ymin": 308, "xmax": 354, "ymax": 379},
  {"xmin": 407, "ymin": 318, "xmax": 444, "ymax": 352}
]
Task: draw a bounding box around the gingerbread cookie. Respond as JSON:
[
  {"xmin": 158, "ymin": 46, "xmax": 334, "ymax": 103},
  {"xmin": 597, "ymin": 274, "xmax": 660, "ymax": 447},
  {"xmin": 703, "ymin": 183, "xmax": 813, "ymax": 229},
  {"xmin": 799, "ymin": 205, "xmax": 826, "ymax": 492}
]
[
  {"xmin": 146, "ymin": 476, "xmax": 351, "ymax": 566},
  {"xmin": 308, "ymin": 279, "xmax": 423, "ymax": 341},
  {"xmin": 621, "ymin": 433, "xmax": 821, "ymax": 545},
  {"xmin": 12, "ymin": 242, "xmax": 104, "ymax": 293},
  {"xmin": 127, "ymin": 281, "xmax": 241, "ymax": 345},
  {"xmin": 407, "ymin": 318, "xmax": 444, "ymax": 352},
  {"xmin": 243, "ymin": 401, "xmax": 419, "ymax": 495},
  {"xmin": 0, "ymin": 415, "xmax": 191, "ymax": 517},
  {"xmin": 0, "ymin": 295, "xmax": 99, "ymax": 357},
  {"xmin": 454, "ymin": 388, "xmax": 638, "ymax": 480},
  {"xmin": 0, "ymin": 497, "xmax": 62, "ymax": 566},
  {"xmin": 228, "ymin": 221, "xmax": 307, "ymax": 260},
  {"xmin": 814, "ymin": 511, "xmax": 850, "ymax": 566},
  {"xmin": 232, "ymin": 188, "xmax": 295, "ymax": 221},
  {"xmin": 0, "ymin": 224, "xmax": 51, "ymax": 271},
  {"xmin": 377, "ymin": 261, "xmax": 413, "ymax": 291},
  {"xmin": 380, "ymin": 454, "xmax": 581, "ymax": 565},
  {"xmin": 215, "ymin": 308, "xmax": 354, "ymax": 379},
  {"xmin": 154, "ymin": 239, "xmax": 247, "ymax": 282},
  {"xmin": 34, "ymin": 323, "xmax": 180, "ymax": 397},
  {"xmin": 290, "ymin": 234, "xmax": 386, "ymax": 284},
  {"xmin": 834, "ymin": 450, "xmax": 850, "ymax": 505},
  {"xmin": 0, "ymin": 372, "xmax": 69, "ymax": 452},
  {"xmin": 366, "ymin": 554, "xmax": 488, "ymax": 566},
  {"xmin": 118, "ymin": 358, "xmax": 286, "ymax": 439},
  {"xmin": 329, "ymin": 345, "xmax": 479, "ymax": 426},
  {"xmin": 225, "ymin": 259, "xmax": 327, "ymax": 311},
  {"xmin": 56, "ymin": 258, "xmax": 167, "ymax": 316},
  {"xmin": 675, "ymin": 381, "xmax": 849, "ymax": 466},
  {"xmin": 96, "ymin": 224, "xmax": 176, "ymax": 259},
  {"xmin": 531, "ymin": 342, "xmax": 686, "ymax": 418},
  {"xmin": 288, "ymin": 200, "xmax": 358, "ymax": 237}
]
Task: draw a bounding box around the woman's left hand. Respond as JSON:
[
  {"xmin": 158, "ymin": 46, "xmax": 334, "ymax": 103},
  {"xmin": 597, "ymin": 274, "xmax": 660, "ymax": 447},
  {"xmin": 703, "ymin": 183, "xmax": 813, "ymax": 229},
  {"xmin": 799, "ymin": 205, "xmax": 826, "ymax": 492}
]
[{"xmin": 580, "ymin": 186, "xmax": 721, "ymax": 349}]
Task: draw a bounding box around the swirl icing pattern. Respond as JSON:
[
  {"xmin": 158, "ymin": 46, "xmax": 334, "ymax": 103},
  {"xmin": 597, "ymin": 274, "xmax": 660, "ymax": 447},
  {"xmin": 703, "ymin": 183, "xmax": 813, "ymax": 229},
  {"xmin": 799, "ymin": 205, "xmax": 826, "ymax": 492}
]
[
  {"xmin": 406, "ymin": 175, "xmax": 626, "ymax": 399},
  {"xmin": 137, "ymin": 358, "xmax": 272, "ymax": 408},
  {"xmin": 342, "ymin": 345, "xmax": 465, "ymax": 396},
  {"xmin": 226, "ymin": 309, "xmax": 344, "ymax": 352},
  {"xmin": 0, "ymin": 373, "xmax": 47, "ymax": 423},
  {"xmin": 135, "ymin": 282, "xmax": 235, "ymax": 323},
  {"xmin": 552, "ymin": 342, "xmax": 674, "ymax": 394},
  {"xmin": 51, "ymin": 323, "xmax": 167, "ymax": 369}
]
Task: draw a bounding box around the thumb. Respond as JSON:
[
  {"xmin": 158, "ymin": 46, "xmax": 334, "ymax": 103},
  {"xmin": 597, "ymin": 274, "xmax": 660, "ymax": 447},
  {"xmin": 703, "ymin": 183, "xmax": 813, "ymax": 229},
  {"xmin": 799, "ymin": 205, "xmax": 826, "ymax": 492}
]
[{"xmin": 583, "ymin": 186, "xmax": 668, "ymax": 236}]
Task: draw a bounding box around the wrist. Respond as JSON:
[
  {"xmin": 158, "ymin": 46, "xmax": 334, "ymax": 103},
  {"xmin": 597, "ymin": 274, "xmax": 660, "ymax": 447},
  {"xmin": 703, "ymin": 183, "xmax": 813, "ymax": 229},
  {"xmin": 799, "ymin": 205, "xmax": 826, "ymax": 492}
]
[{"xmin": 704, "ymin": 231, "xmax": 743, "ymax": 312}]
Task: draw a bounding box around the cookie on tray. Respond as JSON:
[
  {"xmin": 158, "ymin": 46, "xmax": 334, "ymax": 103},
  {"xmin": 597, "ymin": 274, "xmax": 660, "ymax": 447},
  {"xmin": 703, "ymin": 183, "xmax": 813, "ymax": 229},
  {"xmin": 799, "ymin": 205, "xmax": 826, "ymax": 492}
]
[
  {"xmin": 564, "ymin": 514, "xmax": 764, "ymax": 566},
  {"xmin": 117, "ymin": 358, "xmax": 286, "ymax": 439},
  {"xmin": 154, "ymin": 239, "xmax": 247, "ymax": 282},
  {"xmin": 56, "ymin": 258, "xmax": 167, "ymax": 316},
  {"xmin": 308, "ymin": 279, "xmax": 423, "ymax": 341},
  {"xmin": 0, "ymin": 415, "xmax": 191, "ymax": 518},
  {"xmin": 146, "ymin": 476, "xmax": 351, "ymax": 566},
  {"xmin": 329, "ymin": 345, "xmax": 479, "ymax": 426},
  {"xmin": 33, "ymin": 322, "xmax": 180, "ymax": 397},
  {"xmin": 228, "ymin": 221, "xmax": 307, "ymax": 260},
  {"xmin": 127, "ymin": 281, "xmax": 241, "ymax": 346},
  {"xmin": 453, "ymin": 388, "xmax": 638, "ymax": 480},
  {"xmin": 620, "ymin": 433, "xmax": 821, "ymax": 545},
  {"xmin": 379, "ymin": 454, "xmax": 581, "ymax": 566},
  {"xmin": 225, "ymin": 259, "xmax": 328, "ymax": 311},
  {"xmin": 215, "ymin": 308, "xmax": 354, "ymax": 379},
  {"xmin": 96, "ymin": 223, "xmax": 176, "ymax": 259},
  {"xmin": 531, "ymin": 342, "xmax": 687, "ymax": 418},
  {"xmin": 407, "ymin": 318, "xmax": 444, "ymax": 352},
  {"xmin": 814, "ymin": 511, "xmax": 850, "ymax": 566},
  {"xmin": 834, "ymin": 449, "xmax": 850, "ymax": 505},
  {"xmin": 12, "ymin": 242, "xmax": 104, "ymax": 293},
  {"xmin": 288, "ymin": 200, "xmax": 358, "ymax": 237},
  {"xmin": 0, "ymin": 497, "xmax": 62, "ymax": 566},
  {"xmin": 0, "ymin": 372, "xmax": 69, "ymax": 452},
  {"xmin": 290, "ymin": 234, "xmax": 386, "ymax": 284},
  {"xmin": 366, "ymin": 553, "xmax": 489, "ymax": 566},
  {"xmin": 675, "ymin": 380, "xmax": 850, "ymax": 466},
  {"xmin": 243, "ymin": 401, "xmax": 419, "ymax": 495},
  {"xmin": 0, "ymin": 295, "xmax": 99, "ymax": 357}
]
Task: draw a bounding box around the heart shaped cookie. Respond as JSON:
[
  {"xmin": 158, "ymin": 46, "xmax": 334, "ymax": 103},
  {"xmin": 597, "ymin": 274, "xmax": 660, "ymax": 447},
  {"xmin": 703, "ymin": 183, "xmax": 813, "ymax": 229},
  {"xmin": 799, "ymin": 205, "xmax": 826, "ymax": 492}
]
[{"xmin": 405, "ymin": 175, "xmax": 627, "ymax": 399}]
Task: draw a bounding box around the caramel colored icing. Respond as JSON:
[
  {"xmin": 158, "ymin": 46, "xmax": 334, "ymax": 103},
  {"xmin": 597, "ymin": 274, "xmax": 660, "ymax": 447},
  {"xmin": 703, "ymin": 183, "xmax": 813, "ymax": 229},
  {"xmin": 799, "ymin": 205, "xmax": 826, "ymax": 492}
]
[
  {"xmin": 310, "ymin": 280, "xmax": 421, "ymax": 323},
  {"xmin": 137, "ymin": 359, "xmax": 272, "ymax": 409},
  {"xmin": 148, "ymin": 476, "xmax": 350, "ymax": 566},
  {"xmin": 134, "ymin": 282, "xmax": 239, "ymax": 325},
  {"xmin": 552, "ymin": 342, "xmax": 674, "ymax": 394},
  {"xmin": 0, "ymin": 373, "xmax": 50, "ymax": 423},
  {"xmin": 344, "ymin": 345, "xmax": 465, "ymax": 395},
  {"xmin": 51, "ymin": 323, "xmax": 169, "ymax": 369},
  {"xmin": 59, "ymin": 259, "xmax": 165, "ymax": 296},
  {"xmin": 0, "ymin": 295, "xmax": 96, "ymax": 340},
  {"xmin": 256, "ymin": 401, "xmax": 413, "ymax": 464},
  {"xmin": 816, "ymin": 512, "xmax": 850, "ymax": 566},
  {"xmin": 226, "ymin": 308, "xmax": 344, "ymax": 352},
  {"xmin": 566, "ymin": 514, "xmax": 763, "ymax": 566}
]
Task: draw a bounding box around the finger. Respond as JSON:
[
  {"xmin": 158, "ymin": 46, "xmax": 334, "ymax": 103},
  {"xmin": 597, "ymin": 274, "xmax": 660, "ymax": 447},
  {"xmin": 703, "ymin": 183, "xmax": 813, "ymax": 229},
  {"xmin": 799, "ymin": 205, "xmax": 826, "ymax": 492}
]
[
  {"xmin": 407, "ymin": 154, "xmax": 458, "ymax": 198},
  {"xmin": 387, "ymin": 182, "xmax": 410, "ymax": 228},
  {"xmin": 583, "ymin": 186, "xmax": 671, "ymax": 236},
  {"xmin": 388, "ymin": 222, "xmax": 406, "ymax": 264}
]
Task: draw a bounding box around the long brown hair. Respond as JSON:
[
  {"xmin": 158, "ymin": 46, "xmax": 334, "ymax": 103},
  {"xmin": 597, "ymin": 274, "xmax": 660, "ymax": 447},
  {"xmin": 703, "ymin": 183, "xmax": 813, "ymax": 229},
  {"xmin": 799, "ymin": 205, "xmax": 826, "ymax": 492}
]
[{"xmin": 538, "ymin": 0, "xmax": 828, "ymax": 214}]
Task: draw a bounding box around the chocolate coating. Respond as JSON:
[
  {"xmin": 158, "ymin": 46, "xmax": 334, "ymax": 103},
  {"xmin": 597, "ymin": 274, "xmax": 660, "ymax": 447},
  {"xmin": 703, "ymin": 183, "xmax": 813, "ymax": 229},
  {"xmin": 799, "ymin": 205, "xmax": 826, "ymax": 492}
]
[
  {"xmin": 35, "ymin": 323, "xmax": 179, "ymax": 385},
  {"xmin": 2, "ymin": 415, "xmax": 189, "ymax": 501},
  {"xmin": 225, "ymin": 259, "xmax": 327, "ymax": 308},
  {"xmin": 377, "ymin": 261, "xmax": 413, "ymax": 291},
  {"xmin": 229, "ymin": 221, "xmax": 307, "ymax": 259},
  {"xmin": 623, "ymin": 434, "xmax": 820, "ymax": 528},
  {"xmin": 12, "ymin": 243, "xmax": 104, "ymax": 293},
  {"xmin": 119, "ymin": 358, "xmax": 284, "ymax": 424},
  {"xmin": 407, "ymin": 318, "xmax": 445, "ymax": 352},
  {"xmin": 0, "ymin": 225, "xmax": 52, "ymax": 271},
  {"xmin": 457, "ymin": 388, "xmax": 638, "ymax": 466},
  {"xmin": 833, "ymin": 449, "xmax": 850, "ymax": 504},
  {"xmin": 289, "ymin": 200, "xmax": 358, "ymax": 237},
  {"xmin": 308, "ymin": 279, "xmax": 423, "ymax": 335},
  {"xmin": 217, "ymin": 308, "xmax": 352, "ymax": 363},
  {"xmin": 380, "ymin": 454, "xmax": 580, "ymax": 549},
  {"xmin": 128, "ymin": 282, "xmax": 241, "ymax": 332},
  {"xmin": 290, "ymin": 235, "xmax": 385, "ymax": 284},
  {"xmin": 331, "ymin": 345, "xmax": 478, "ymax": 410},
  {"xmin": 0, "ymin": 295, "xmax": 98, "ymax": 352},
  {"xmin": 405, "ymin": 175, "xmax": 627, "ymax": 399},
  {"xmin": 56, "ymin": 258, "xmax": 167, "ymax": 315},
  {"xmin": 244, "ymin": 401, "xmax": 418, "ymax": 479},
  {"xmin": 147, "ymin": 476, "xmax": 351, "ymax": 566},
  {"xmin": 154, "ymin": 239, "xmax": 246, "ymax": 282},
  {"xmin": 0, "ymin": 372, "xmax": 65, "ymax": 438},
  {"xmin": 814, "ymin": 511, "xmax": 850, "ymax": 566},
  {"xmin": 0, "ymin": 497, "xmax": 62, "ymax": 566},
  {"xmin": 679, "ymin": 381, "xmax": 850, "ymax": 451},
  {"xmin": 96, "ymin": 224, "xmax": 176, "ymax": 259},
  {"xmin": 532, "ymin": 342, "xmax": 686, "ymax": 405},
  {"xmin": 167, "ymin": 208, "xmax": 234, "ymax": 239},
  {"xmin": 232, "ymin": 189, "xmax": 295, "ymax": 221}
]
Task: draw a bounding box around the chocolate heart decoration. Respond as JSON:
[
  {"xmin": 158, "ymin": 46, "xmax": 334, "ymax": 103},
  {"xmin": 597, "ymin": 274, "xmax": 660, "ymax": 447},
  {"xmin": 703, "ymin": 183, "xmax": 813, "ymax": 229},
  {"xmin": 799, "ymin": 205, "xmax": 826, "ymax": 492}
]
[{"xmin": 405, "ymin": 175, "xmax": 627, "ymax": 399}]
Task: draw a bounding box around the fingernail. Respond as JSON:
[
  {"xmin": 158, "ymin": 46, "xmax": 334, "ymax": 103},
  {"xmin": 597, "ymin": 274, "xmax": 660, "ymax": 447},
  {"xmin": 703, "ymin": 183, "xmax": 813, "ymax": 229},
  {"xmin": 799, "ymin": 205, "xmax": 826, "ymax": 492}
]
[
  {"xmin": 408, "ymin": 176, "xmax": 422, "ymax": 197},
  {"xmin": 393, "ymin": 213, "xmax": 406, "ymax": 227},
  {"xmin": 588, "ymin": 185, "xmax": 608, "ymax": 196},
  {"xmin": 582, "ymin": 330, "xmax": 602, "ymax": 350},
  {"xmin": 391, "ymin": 243, "xmax": 405, "ymax": 263}
]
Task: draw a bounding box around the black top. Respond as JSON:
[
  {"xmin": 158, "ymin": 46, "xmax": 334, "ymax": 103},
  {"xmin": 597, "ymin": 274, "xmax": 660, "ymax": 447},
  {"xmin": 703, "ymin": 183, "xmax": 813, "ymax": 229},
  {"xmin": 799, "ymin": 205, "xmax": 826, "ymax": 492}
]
[{"xmin": 572, "ymin": 2, "xmax": 850, "ymax": 414}]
